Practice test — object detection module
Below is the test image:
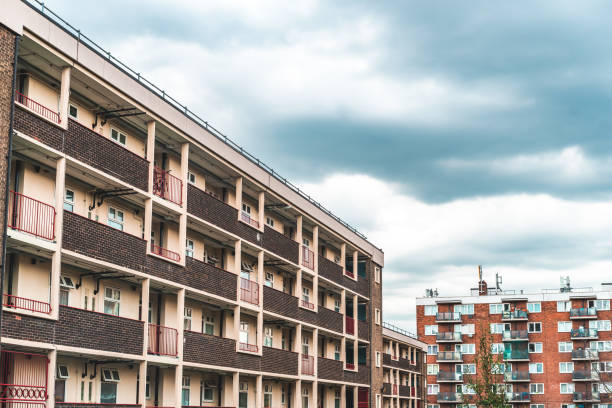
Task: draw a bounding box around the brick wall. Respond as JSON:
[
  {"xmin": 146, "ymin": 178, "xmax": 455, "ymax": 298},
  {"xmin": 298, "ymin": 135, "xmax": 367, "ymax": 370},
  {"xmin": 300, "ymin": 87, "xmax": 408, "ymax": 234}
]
[
  {"xmin": 262, "ymin": 347, "xmax": 298, "ymax": 376},
  {"xmin": 1, "ymin": 310, "xmax": 55, "ymax": 343},
  {"xmin": 318, "ymin": 255, "xmax": 343, "ymax": 285},
  {"xmin": 358, "ymin": 320, "xmax": 369, "ymax": 341},
  {"xmin": 185, "ymin": 257, "xmax": 237, "ymax": 300},
  {"xmin": 317, "ymin": 357, "xmax": 343, "ymax": 381},
  {"xmin": 263, "ymin": 225, "xmax": 298, "ymax": 264},
  {"xmin": 14, "ymin": 105, "xmax": 64, "ymax": 150},
  {"xmin": 183, "ymin": 331, "xmax": 237, "ymax": 366},
  {"xmin": 317, "ymin": 306, "xmax": 343, "ymax": 333},
  {"xmin": 369, "ymin": 260, "xmax": 384, "ymax": 403}
]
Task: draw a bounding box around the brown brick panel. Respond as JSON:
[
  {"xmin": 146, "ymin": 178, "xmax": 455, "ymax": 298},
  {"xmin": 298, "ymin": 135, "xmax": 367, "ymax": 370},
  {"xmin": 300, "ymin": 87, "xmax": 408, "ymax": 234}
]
[
  {"xmin": 399, "ymin": 385, "xmax": 411, "ymax": 397},
  {"xmin": 62, "ymin": 211, "xmax": 148, "ymax": 271},
  {"xmin": 56, "ymin": 306, "xmax": 143, "ymax": 355},
  {"xmin": 357, "ymin": 363, "xmax": 370, "ymax": 384},
  {"xmin": 187, "ymin": 184, "xmax": 237, "ymax": 230},
  {"xmin": 65, "ymin": 119, "xmax": 148, "ymax": 191},
  {"xmin": 146, "ymin": 254, "xmax": 187, "ymax": 284},
  {"xmin": 398, "ymin": 358, "xmax": 420, "ymax": 372},
  {"xmin": 382, "ymin": 383, "xmax": 391, "ymax": 395},
  {"xmin": 262, "ymin": 226, "xmax": 298, "ymax": 264},
  {"xmin": 56, "ymin": 404, "xmax": 138, "ymax": 408},
  {"xmin": 183, "ymin": 331, "xmax": 237, "ymax": 367},
  {"xmin": 318, "ymin": 255, "xmax": 343, "ymax": 285},
  {"xmin": 263, "ymin": 286, "xmax": 299, "ymax": 320},
  {"xmin": 185, "ymin": 257, "xmax": 237, "ymax": 301},
  {"xmin": 261, "ymin": 347, "xmax": 298, "ymax": 376},
  {"xmin": 342, "ymin": 276, "xmax": 357, "ymax": 292},
  {"xmin": 317, "ymin": 357, "xmax": 343, "ymax": 381},
  {"xmin": 382, "ymin": 353, "xmax": 396, "ymax": 367},
  {"xmin": 1, "ymin": 310, "xmax": 55, "ymax": 343},
  {"xmin": 13, "ymin": 106, "xmax": 64, "ymax": 151},
  {"xmin": 317, "ymin": 307, "xmax": 343, "ymax": 333},
  {"xmin": 357, "ymin": 277, "xmax": 369, "ymax": 297},
  {"xmin": 235, "ymin": 351, "xmax": 262, "ymax": 371},
  {"xmin": 296, "ymin": 307, "xmax": 318, "ymax": 326},
  {"xmin": 358, "ymin": 320, "xmax": 369, "ymax": 341}
]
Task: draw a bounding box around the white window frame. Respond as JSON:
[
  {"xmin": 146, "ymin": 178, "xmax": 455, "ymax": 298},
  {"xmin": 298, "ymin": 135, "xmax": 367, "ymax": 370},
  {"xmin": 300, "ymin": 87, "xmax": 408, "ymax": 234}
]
[
  {"xmin": 64, "ymin": 189, "xmax": 75, "ymax": 212},
  {"xmin": 184, "ymin": 307, "xmax": 192, "ymax": 331},
  {"xmin": 201, "ymin": 381, "xmax": 214, "ymax": 403},
  {"xmin": 560, "ymin": 383, "xmax": 574, "ymax": 394},
  {"xmin": 528, "ymin": 322, "xmax": 542, "ymax": 333},
  {"xmin": 529, "ymin": 383, "xmax": 544, "ymax": 394},
  {"xmin": 57, "ymin": 364, "xmax": 70, "ymax": 379},
  {"xmin": 103, "ymin": 287, "xmax": 120, "ymax": 316},
  {"xmin": 264, "ymin": 272, "xmax": 274, "ymax": 288},
  {"xmin": 203, "ymin": 313, "xmax": 215, "ymax": 335},
  {"xmin": 375, "ymin": 266, "xmax": 381, "ymax": 283},
  {"xmin": 425, "ymin": 325, "xmax": 438, "ymax": 336},
  {"xmin": 427, "ymin": 364, "xmax": 439, "ymax": 375},
  {"xmin": 427, "ymin": 345, "xmax": 438, "ymax": 355},
  {"xmin": 528, "ymin": 342, "xmax": 543, "ymax": 353},
  {"xmin": 375, "ymin": 351, "xmax": 381, "ymax": 367},
  {"xmin": 489, "ymin": 304, "xmax": 504, "ymax": 314},
  {"xmin": 266, "ymin": 216, "xmax": 274, "ymax": 227},
  {"xmin": 187, "ymin": 171, "xmax": 196, "ymax": 185},
  {"xmin": 427, "ymin": 384, "xmax": 439, "ymax": 395},
  {"xmin": 264, "ymin": 327, "xmax": 273, "ymax": 347},
  {"xmin": 558, "ymin": 342, "xmax": 573, "ymax": 352},
  {"xmin": 558, "ymin": 321, "xmax": 572, "ymax": 332},
  {"xmin": 375, "ymin": 308, "xmax": 381, "ymax": 325},
  {"xmin": 69, "ymin": 104, "xmax": 78, "ymax": 119},
  {"xmin": 424, "ymin": 305, "xmax": 438, "ymax": 316},
  {"xmin": 107, "ymin": 207, "xmax": 124, "ymax": 231},
  {"xmin": 589, "ymin": 320, "xmax": 611, "ymax": 332},
  {"xmin": 101, "ymin": 368, "xmax": 120, "ymax": 382},
  {"xmin": 529, "ymin": 363, "xmax": 543, "ymax": 374},
  {"xmin": 186, "ymin": 239, "xmax": 194, "ymax": 258},
  {"xmin": 559, "ymin": 362, "xmax": 574, "ymax": 373},
  {"xmin": 242, "ymin": 203, "xmax": 251, "ymax": 214},
  {"xmin": 110, "ymin": 127, "xmax": 127, "ymax": 146},
  {"xmin": 557, "ymin": 301, "xmax": 571, "ymax": 312},
  {"xmin": 527, "ymin": 302, "xmax": 541, "ymax": 313}
]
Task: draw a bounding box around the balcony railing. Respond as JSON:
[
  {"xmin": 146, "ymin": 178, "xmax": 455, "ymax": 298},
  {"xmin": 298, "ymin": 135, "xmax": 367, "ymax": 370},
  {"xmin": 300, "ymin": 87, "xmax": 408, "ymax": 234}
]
[
  {"xmin": 151, "ymin": 243, "xmax": 181, "ymax": 262},
  {"xmin": 437, "ymin": 371, "xmax": 463, "ymax": 382},
  {"xmin": 346, "ymin": 316, "xmax": 355, "ymax": 335},
  {"xmin": 502, "ymin": 310, "xmax": 528, "ymax": 320},
  {"xmin": 301, "ymin": 299, "xmax": 315, "ymax": 310},
  {"xmin": 8, "ymin": 191, "xmax": 56, "ymax": 241},
  {"xmin": 238, "ymin": 342, "xmax": 258, "ymax": 353},
  {"xmin": 502, "ymin": 330, "xmax": 528, "ymax": 341},
  {"xmin": 436, "ymin": 351, "xmax": 462, "ymax": 362},
  {"xmin": 503, "ymin": 350, "xmax": 529, "ymax": 360},
  {"xmin": 2, "ymin": 294, "xmax": 51, "ymax": 314},
  {"xmin": 504, "ymin": 371, "xmax": 530, "ymax": 381},
  {"xmin": 240, "ymin": 211, "xmax": 259, "ymax": 229},
  {"xmin": 301, "ymin": 354, "xmax": 314, "ymax": 375},
  {"xmin": 570, "ymin": 308, "xmax": 597, "ymax": 318},
  {"xmin": 0, "ymin": 350, "xmax": 49, "ymax": 403},
  {"xmin": 436, "ymin": 312, "xmax": 461, "ymax": 322},
  {"xmin": 436, "ymin": 332, "xmax": 462, "ymax": 342},
  {"xmin": 571, "ymin": 349, "xmax": 599, "ymax": 360},
  {"xmin": 571, "ymin": 328, "xmax": 598, "ymax": 339},
  {"xmin": 153, "ymin": 166, "xmax": 183, "ymax": 206},
  {"xmin": 301, "ymin": 246, "xmax": 314, "ymax": 270},
  {"xmin": 345, "ymin": 269, "xmax": 355, "ymax": 278},
  {"xmin": 573, "ymin": 392, "xmax": 600, "ymax": 402},
  {"xmin": 506, "ymin": 392, "xmax": 530, "ymax": 402},
  {"xmin": 572, "ymin": 370, "xmax": 599, "ymax": 381},
  {"xmin": 346, "ymin": 362, "xmax": 355, "ymax": 370},
  {"xmin": 148, "ymin": 323, "xmax": 178, "ymax": 357},
  {"xmin": 15, "ymin": 91, "xmax": 60, "ymax": 123},
  {"xmin": 392, "ymin": 384, "xmax": 398, "ymax": 395},
  {"xmin": 240, "ymin": 278, "xmax": 259, "ymax": 305},
  {"xmin": 437, "ymin": 392, "xmax": 461, "ymax": 403}
]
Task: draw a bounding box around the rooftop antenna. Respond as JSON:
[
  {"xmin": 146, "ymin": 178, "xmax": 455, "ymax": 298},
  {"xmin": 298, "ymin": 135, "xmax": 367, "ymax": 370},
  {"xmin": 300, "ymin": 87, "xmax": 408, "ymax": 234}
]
[{"xmin": 496, "ymin": 273, "xmax": 502, "ymax": 291}]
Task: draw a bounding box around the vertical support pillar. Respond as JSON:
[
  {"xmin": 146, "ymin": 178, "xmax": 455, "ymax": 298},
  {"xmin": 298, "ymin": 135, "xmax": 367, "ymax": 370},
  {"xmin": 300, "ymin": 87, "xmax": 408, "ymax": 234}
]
[
  {"xmin": 58, "ymin": 66, "xmax": 71, "ymax": 129},
  {"xmin": 295, "ymin": 323, "xmax": 303, "ymax": 374},
  {"xmin": 234, "ymin": 305, "xmax": 241, "ymax": 343},
  {"xmin": 235, "ymin": 177, "xmax": 243, "ymax": 213},
  {"xmin": 341, "ymin": 336, "xmax": 346, "ymax": 369},
  {"xmin": 176, "ymin": 288, "xmax": 185, "ymax": 359},
  {"xmin": 353, "ymin": 294, "xmax": 358, "ymax": 337},
  {"xmin": 174, "ymin": 365, "xmax": 183, "ymax": 408},
  {"xmin": 312, "ymin": 381, "xmax": 318, "ymax": 408},
  {"xmin": 296, "ymin": 268, "xmax": 303, "ymax": 307},
  {"xmin": 296, "ymin": 215, "xmax": 303, "ymax": 264},
  {"xmin": 256, "ymin": 375, "xmax": 263, "ymax": 408},
  {"xmin": 141, "ymin": 278, "xmax": 150, "ymax": 355},
  {"xmin": 235, "ymin": 239, "xmax": 242, "ymax": 283},
  {"xmin": 352, "ymin": 250, "xmax": 358, "ymax": 280},
  {"xmin": 353, "ymin": 387, "xmax": 358, "ymax": 408},
  {"xmin": 47, "ymin": 349, "xmax": 57, "ymax": 408},
  {"xmin": 294, "ymin": 380, "xmax": 302, "ymax": 408},
  {"xmin": 340, "ymin": 385, "xmax": 346, "ymax": 408},
  {"xmin": 341, "ymin": 290, "xmax": 346, "ymax": 332},
  {"xmin": 353, "ymin": 338, "xmax": 358, "ymax": 371},
  {"xmin": 340, "ymin": 243, "xmax": 346, "ymax": 268},
  {"xmin": 258, "ymin": 191, "xmax": 265, "ymax": 231},
  {"xmin": 178, "ymin": 142, "xmax": 189, "ymax": 266},
  {"xmin": 50, "ymin": 157, "xmax": 65, "ymax": 319},
  {"xmin": 146, "ymin": 121, "xmax": 156, "ymax": 193},
  {"xmin": 312, "ymin": 327, "xmax": 319, "ymax": 377},
  {"xmin": 138, "ymin": 361, "xmax": 148, "ymax": 408},
  {"xmin": 232, "ymin": 372, "xmax": 240, "ymax": 408},
  {"xmin": 312, "ymin": 225, "xmax": 319, "ymax": 271}
]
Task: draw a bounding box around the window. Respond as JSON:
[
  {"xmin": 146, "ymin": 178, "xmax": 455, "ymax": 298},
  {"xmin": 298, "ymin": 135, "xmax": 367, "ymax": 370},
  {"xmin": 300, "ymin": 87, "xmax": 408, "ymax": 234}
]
[
  {"xmin": 203, "ymin": 314, "xmax": 215, "ymax": 335},
  {"xmin": 110, "ymin": 128, "xmax": 127, "ymax": 145},
  {"xmin": 64, "ymin": 189, "xmax": 75, "ymax": 212},
  {"xmin": 425, "ymin": 325, "xmax": 438, "ymax": 336},
  {"xmin": 561, "ymin": 405, "xmax": 575, "ymax": 408},
  {"xmin": 491, "ymin": 343, "xmax": 504, "ymax": 354},
  {"xmin": 558, "ymin": 321, "xmax": 572, "ymax": 332},
  {"xmin": 592, "ymin": 299, "xmax": 611, "ymax": 310},
  {"xmin": 427, "ymin": 345, "xmax": 438, "ymax": 355},
  {"xmin": 427, "ymin": 384, "xmax": 439, "ymax": 395},
  {"xmin": 454, "ymin": 324, "xmax": 475, "ymax": 335},
  {"xmin": 103, "ymin": 287, "xmax": 120, "ymax": 316},
  {"xmin": 375, "ymin": 308, "xmax": 381, "ymax": 325},
  {"xmin": 302, "ymin": 238, "xmax": 310, "ymax": 247},
  {"xmin": 427, "ymin": 405, "xmax": 440, "ymax": 408},
  {"xmin": 262, "ymin": 272, "xmax": 274, "ymax": 288},
  {"xmin": 266, "ymin": 217, "xmax": 274, "ymax": 227},
  {"xmin": 529, "ymin": 384, "xmax": 544, "ymax": 394},
  {"xmin": 530, "ymin": 405, "xmax": 545, "ymax": 408},
  {"xmin": 557, "ymin": 301, "xmax": 571, "ymax": 312},
  {"xmin": 424, "ymin": 305, "xmax": 438, "ymax": 316},
  {"xmin": 527, "ymin": 302, "xmax": 541, "ymax": 313},
  {"xmin": 456, "ymin": 364, "xmax": 476, "ymax": 374},
  {"xmin": 188, "ymin": 171, "xmax": 196, "ymax": 184},
  {"xmin": 101, "ymin": 369, "xmax": 120, "ymax": 382},
  {"xmin": 427, "ymin": 364, "xmax": 439, "ymax": 375},
  {"xmin": 59, "ymin": 276, "xmax": 74, "ymax": 306},
  {"xmin": 457, "ymin": 384, "xmax": 475, "ymax": 394},
  {"xmin": 146, "ymin": 376, "xmax": 150, "ymax": 399},
  {"xmin": 560, "ymin": 383, "xmax": 574, "ymax": 394},
  {"xmin": 56, "ymin": 365, "xmax": 69, "ymax": 379},
  {"xmin": 491, "ymin": 363, "xmax": 506, "ymax": 374},
  {"xmin": 455, "ymin": 344, "xmax": 475, "ymax": 354},
  {"xmin": 264, "ymin": 327, "xmax": 273, "ymax": 347},
  {"xmin": 529, "ymin": 363, "xmax": 543, "ymax": 374},
  {"xmin": 302, "ymin": 337, "xmax": 309, "ymax": 355},
  {"xmin": 69, "ymin": 104, "xmax": 78, "ymax": 119},
  {"xmin": 107, "ymin": 207, "xmax": 124, "ymax": 231},
  {"xmin": 334, "ymin": 298, "xmax": 341, "ymax": 313},
  {"xmin": 454, "ymin": 304, "xmax": 474, "ymax": 315},
  {"xmin": 528, "ymin": 322, "xmax": 542, "ymax": 333},
  {"xmin": 282, "ymin": 385, "xmax": 287, "ymax": 407},
  {"xmin": 100, "ymin": 383, "xmax": 117, "ymax": 404},
  {"xmin": 264, "ymin": 384, "xmax": 272, "ymax": 408},
  {"xmin": 201, "ymin": 381, "xmax": 214, "ymax": 403},
  {"xmin": 302, "ymin": 387, "xmax": 309, "ymax": 408},
  {"xmin": 336, "ymin": 390, "xmax": 341, "ymax": 408},
  {"xmin": 559, "ymin": 342, "xmax": 573, "ymax": 352},
  {"xmin": 590, "ymin": 320, "xmax": 611, "ymax": 331},
  {"xmin": 528, "ymin": 342, "xmax": 543, "ymax": 353},
  {"xmin": 375, "ymin": 266, "xmax": 381, "ymax": 283},
  {"xmin": 592, "ymin": 362, "xmax": 612, "ymax": 372},
  {"xmin": 334, "ymin": 344, "xmax": 340, "ymax": 360},
  {"xmin": 186, "ymin": 240, "xmax": 194, "ymax": 258},
  {"xmin": 242, "ymin": 204, "xmax": 251, "ymax": 214},
  {"xmin": 590, "ymin": 341, "xmax": 612, "ymax": 352},
  {"xmin": 490, "ymin": 323, "xmax": 505, "ymax": 334},
  {"xmin": 302, "ymin": 287, "xmax": 310, "ymax": 305},
  {"xmin": 239, "ymin": 321, "xmax": 249, "ymax": 345},
  {"xmin": 239, "ymin": 383, "xmax": 248, "ymax": 408},
  {"xmin": 184, "ymin": 307, "xmax": 192, "ymax": 331},
  {"xmin": 375, "ymin": 351, "xmax": 381, "ymax": 367},
  {"xmin": 489, "ymin": 304, "xmax": 504, "ymax": 314},
  {"xmin": 559, "ymin": 362, "xmax": 574, "ymax": 373},
  {"xmin": 182, "ymin": 376, "xmax": 190, "ymax": 406}
]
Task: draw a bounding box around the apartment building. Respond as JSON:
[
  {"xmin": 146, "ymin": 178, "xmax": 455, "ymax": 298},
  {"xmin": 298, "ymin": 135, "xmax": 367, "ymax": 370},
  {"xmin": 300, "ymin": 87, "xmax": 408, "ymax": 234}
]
[
  {"xmin": 416, "ymin": 276, "xmax": 612, "ymax": 408},
  {"xmin": 380, "ymin": 323, "xmax": 427, "ymax": 408},
  {"xmin": 0, "ymin": 3, "xmax": 386, "ymax": 408}
]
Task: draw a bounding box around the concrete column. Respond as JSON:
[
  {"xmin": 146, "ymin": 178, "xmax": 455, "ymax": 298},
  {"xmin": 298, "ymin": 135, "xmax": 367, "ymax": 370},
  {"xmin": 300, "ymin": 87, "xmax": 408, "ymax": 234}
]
[
  {"xmin": 295, "ymin": 323, "xmax": 303, "ymax": 374},
  {"xmin": 144, "ymin": 198, "xmax": 153, "ymax": 252},
  {"xmin": 174, "ymin": 365, "xmax": 183, "ymax": 408},
  {"xmin": 180, "ymin": 142, "xmax": 189, "ymax": 210},
  {"xmin": 353, "ymin": 387, "xmax": 358, "ymax": 408},
  {"xmin": 312, "ymin": 225, "xmax": 319, "ymax": 272},
  {"xmin": 340, "ymin": 385, "xmax": 346, "ymax": 408},
  {"xmin": 235, "ymin": 177, "xmax": 243, "ymax": 213},
  {"xmin": 176, "ymin": 288, "xmax": 185, "ymax": 359},
  {"xmin": 50, "ymin": 157, "xmax": 65, "ymax": 320},
  {"xmin": 353, "ymin": 339, "xmax": 358, "ymax": 371},
  {"xmin": 138, "ymin": 361, "xmax": 148, "ymax": 408},
  {"xmin": 233, "ymin": 305, "xmax": 241, "ymax": 342},
  {"xmin": 59, "ymin": 66, "xmax": 71, "ymax": 129},
  {"xmin": 257, "ymin": 310, "xmax": 263, "ymax": 354},
  {"xmin": 47, "ymin": 349, "xmax": 57, "ymax": 408},
  {"xmin": 232, "ymin": 372, "xmax": 240, "ymax": 407},
  {"xmin": 296, "ymin": 268, "xmax": 303, "ymax": 307},
  {"xmin": 296, "ymin": 215, "xmax": 303, "ymax": 264},
  {"xmin": 353, "ymin": 295, "xmax": 358, "ymax": 336},
  {"xmin": 294, "ymin": 380, "xmax": 302, "ymax": 408},
  {"xmin": 257, "ymin": 250, "xmax": 264, "ymax": 284},
  {"xmin": 141, "ymin": 278, "xmax": 150, "ymax": 354},
  {"xmin": 395, "ymin": 342, "xmax": 399, "ymax": 360},
  {"xmin": 352, "ymin": 251, "xmax": 358, "ymax": 280},
  {"xmin": 312, "ymin": 328, "xmax": 319, "ymax": 375},
  {"xmin": 179, "ymin": 213, "xmax": 187, "ymax": 266},
  {"xmin": 256, "ymin": 375, "xmax": 263, "ymax": 408},
  {"xmin": 258, "ymin": 191, "xmax": 265, "ymax": 231},
  {"xmin": 235, "ymin": 240, "xmax": 242, "ymax": 301},
  {"xmin": 146, "ymin": 121, "xmax": 156, "ymax": 193},
  {"xmin": 341, "ymin": 337, "xmax": 346, "ymax": 368},
  {"xmin": 312, "ymin": 381, "xmax": 318, "ymax": 408},
  {"xmin": 340, "ymin": 243, "xmax": 346, "ymax": 267},
  {"xmin": 341, "ymin": 290, "xmax": 346, "ymax": 332},
  {"xmin": 313, "ymin": 272, "xmax": 319, "ymax": 313}
]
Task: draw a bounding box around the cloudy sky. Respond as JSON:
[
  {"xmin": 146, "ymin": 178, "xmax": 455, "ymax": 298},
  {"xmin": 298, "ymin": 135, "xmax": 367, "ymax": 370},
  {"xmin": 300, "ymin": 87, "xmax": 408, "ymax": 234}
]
[{"xmin": 40, "ymin": 0, "xmax": 612, "ymax": 331}]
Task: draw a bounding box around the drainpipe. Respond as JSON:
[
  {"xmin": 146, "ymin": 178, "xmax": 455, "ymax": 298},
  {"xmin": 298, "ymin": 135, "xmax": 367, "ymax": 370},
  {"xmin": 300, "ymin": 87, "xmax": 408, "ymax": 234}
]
[{"xmin": 0, "ymin": 34, "xmax": 21, "ymax": 354}]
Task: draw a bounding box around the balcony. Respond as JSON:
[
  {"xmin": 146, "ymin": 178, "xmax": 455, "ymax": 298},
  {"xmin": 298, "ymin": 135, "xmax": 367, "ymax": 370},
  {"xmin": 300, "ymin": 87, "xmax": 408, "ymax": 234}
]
[
  {"xmin": 240, "ymin": 278, "xmax": 259, "ymax": 305},
  {"xmin": 183, "ymin": 331, "xmax": 237, "ymax": 367},
  {"xmin": 8, "ymin": 191, "xmax": 56, "ymax": 241},
  {"xmin": 437, "ymin": 392, "xmax": 462, "ymax": 403},
  {"xmin": 301, "ymin": 299, "xmax": 315, "ymax": 310},
  {"xmin": 15, "ymin": 91, "xmax": 60, "ymax": 123},
  {"xmin": 506, "ymin": 392, "xmax": 530, "ymax": 403},
  {"xmin": 238, "ymin": 342, "xmax": 258, "ymax": 353},
  {"xmin": 240, "ymin": 211, "xmax": 259, "ymax": 229},
  {"xmin": 436, "ymin": 331, "xmax": 462, "ymax": 343},
  {"xmin": 346, "ymin": 316, "xmax": 355, "ymax": 335},
  {"xmin": 572, "ymin": 349, "xmax": 599, "ymax": 360},
  {"xmin": 573, "ymin": 392, "xmax": 600, "ymax": 402},
  {"xmin": 318, "ymin": 357, "xmax": 343, "ymax": 381},
  {"xmin": 263, "ymin": 226, "xmax": 298, "ymax": 264},
  {"xmin": 261, "ymin": 347, "xmax": 298, "ymax": 376},
  {"xmin": 502, "ymin": 310, "xmax": 529, "ymax": 321},
  {"xmin": 0, "ymin": 350, "xmax": 49, "ymax": 405},
  {"xmin": 148, "ymin": 323, "xmax": 178, "ymax": 357},
  {"xmin": 571, "ymin": 328, "xmax": 598, "ymax": 340},
  {"xmin": 399, "ymin": 385, "xmax": 413, "ymax": 398},
  {"xmin": 301, "ymin": 354, "xmax": 315, "ymax": 376},
  {"xmin": 437, "ymin": 371, "xmax": 463, "ymax": 382},
  {"xmin": 502, "ymin": 330, "xmax": 528, "ymax": 341},
  {"xmin": 436, "ymin": 312, "xmax": 461, "ymax": 323},
  {"xmin": 572, "ymin": 370, "xmax": 599, "ymax": 381},
  {"xmin": 2, "ymin": 294, "xmax": 51, "ymax": 315},
  {"xmin": 503, "ymin": 349, "xmax": 529, "ymax": 361},
  {"xmin": 436, "ymin": 351, "xmax": 462, "ymax": 362},
  {"xmin": 153, "ymin": 166, "xmax": 183, "ymax": 206},
  {"xmin": 150, "ymin": 243, "xmax": 181, "ymax": 262},
  {"xmin": 301, "ymin": 246, "xmax": 314, "ymax": 270},
  {"xmin": 504, "ymin": 371, "xmax": 530, "ymax": 382},
  {"xmin": 570, "ymin": 308, "xmax": 597, "ymax": 319}
]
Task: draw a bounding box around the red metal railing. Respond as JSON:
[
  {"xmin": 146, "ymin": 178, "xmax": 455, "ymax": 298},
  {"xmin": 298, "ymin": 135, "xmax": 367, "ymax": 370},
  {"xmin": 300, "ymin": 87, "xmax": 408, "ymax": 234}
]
[
  {"xmin": 239, "ymin": 342, "xmax": 258, "ymax": 353},
  {"xmin": 411, "ymin": 387, "xmax": 415, "ymax": 397},
  {"xmin": 7, "ymin": 191, "xmax": 56, "ymax": 241},
  {"xmin": 301, "ymin": 246, "xmax": 314, "ymax": 270},
  {"xmin": 392, "ymin": 385, "xmax": 398, "ymax": 395},
  {"xmin": 15, "ymin": 91, "xmax": 60, "ymax": 123},
  {"xmin": 301, "ymin": 299, "xmax": 315, "ymax": 310},
  {"xmin": 301, "ymin": 355, "xmax": 314, "ymax": 375},
  {"xmin": 240, "ymin": 212, "xmax": 259, "ymax": 229},
  {"xmin": 240, "ymin": 278, "xmax": 259, "ymax": 305},
  {"xmin": 345, "ymin": 269, "xmax": 355, "ymax": 278},
  {"xmin": 153, "ymin": 166, "xmax": 183, "ymax": 206},
  {"xmin": 148, "ymin": 323, "xmax": 178, "ymax": 357},
  {"xmin": 357, "ymin": 389, "xmax": 369, "ymax": 408},
  {"xmin": 346, "ymin": 362, "xmax": 355, "ymax": 370},
  {"xmin": 346, "ymin": 316, "xmax": 355, "ymax": 335},
  {"xmin": 0, "ymin": 350, "xmax": 49, "ymax": 403},
  {"xmin": 2, "ymin": 294, "xmax": 51, "ymax": 315},
  {"xmin": 151, "ymin": 243, "xmax": 181, "ymax": 262}
]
